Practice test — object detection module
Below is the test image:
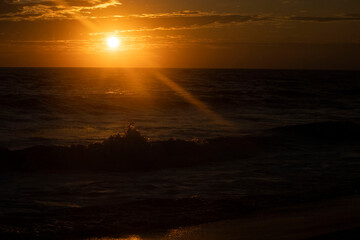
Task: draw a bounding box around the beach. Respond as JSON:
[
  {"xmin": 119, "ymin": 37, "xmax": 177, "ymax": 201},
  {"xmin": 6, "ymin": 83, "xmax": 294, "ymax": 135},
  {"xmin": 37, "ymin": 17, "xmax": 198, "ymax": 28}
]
[{"xmin": 90, "ymin": 195, "xmax": 360, "ymax": 240}]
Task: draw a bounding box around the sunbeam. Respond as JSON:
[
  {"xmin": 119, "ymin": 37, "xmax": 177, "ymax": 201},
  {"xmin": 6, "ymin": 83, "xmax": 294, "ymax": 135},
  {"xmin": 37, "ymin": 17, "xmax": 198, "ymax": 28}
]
[{"xmin": 151, "ymin": 70, "xmax": 234, "ymax": 127}]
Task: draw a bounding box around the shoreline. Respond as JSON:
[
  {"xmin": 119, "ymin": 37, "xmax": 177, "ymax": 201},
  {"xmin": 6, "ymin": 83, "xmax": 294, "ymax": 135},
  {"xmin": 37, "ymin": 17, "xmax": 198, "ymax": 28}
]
[{"xmin": 95, "ymin": 195, "xmax": 360, "ymax": 240}]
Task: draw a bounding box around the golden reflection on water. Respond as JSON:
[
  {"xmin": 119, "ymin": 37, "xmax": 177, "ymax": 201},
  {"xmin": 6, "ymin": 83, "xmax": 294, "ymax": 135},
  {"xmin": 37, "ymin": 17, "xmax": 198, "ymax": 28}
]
[
  {"xmin": 88, "ymin": 236, "xmax": 142, "ymax": 240},
  {"xmin": 86, "ymin": 222, "xmax": 239, "ymax": 240},
  {"xmin": 87, "ymin": 226, "xmax": 210, "ymax": 240}
]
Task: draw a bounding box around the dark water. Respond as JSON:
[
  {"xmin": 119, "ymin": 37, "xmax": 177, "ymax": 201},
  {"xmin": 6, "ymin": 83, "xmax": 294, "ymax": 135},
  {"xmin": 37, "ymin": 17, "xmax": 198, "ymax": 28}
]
[
  {"xmin": 1, "ymin": 68, "xmax": 359, "ymax": 149},
  {"xmin": 0, "ymin": 68, "xmax": 360, "ymax": 239}
]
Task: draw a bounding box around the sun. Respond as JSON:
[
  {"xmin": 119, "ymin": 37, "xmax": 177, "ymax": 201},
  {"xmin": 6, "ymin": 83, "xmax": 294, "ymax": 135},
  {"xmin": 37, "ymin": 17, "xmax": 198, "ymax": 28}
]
[{"xmin": 107, "ymin": 36, "xmax": 120, "ymax": 49}]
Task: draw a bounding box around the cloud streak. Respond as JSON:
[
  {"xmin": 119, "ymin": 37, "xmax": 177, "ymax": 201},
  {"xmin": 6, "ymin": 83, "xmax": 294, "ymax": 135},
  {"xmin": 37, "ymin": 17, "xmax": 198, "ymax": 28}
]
[
  {"xmin": 0, "ymin": 0, "xmax": 359, "ymax": 28},
  {"xmin": 288, "ymin": 15, "xmax": 360, "ymax": 22},
  {"xmin": 0, "ymin": 0, "xmax": 122, "ymax": 21}
]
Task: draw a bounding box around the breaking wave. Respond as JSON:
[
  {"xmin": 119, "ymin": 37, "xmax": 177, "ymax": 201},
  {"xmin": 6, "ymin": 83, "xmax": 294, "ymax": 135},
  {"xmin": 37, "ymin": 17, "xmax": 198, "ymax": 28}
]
[{"xmin": 1, "ymin": 121, "xmax": 360, "ymax": 172}]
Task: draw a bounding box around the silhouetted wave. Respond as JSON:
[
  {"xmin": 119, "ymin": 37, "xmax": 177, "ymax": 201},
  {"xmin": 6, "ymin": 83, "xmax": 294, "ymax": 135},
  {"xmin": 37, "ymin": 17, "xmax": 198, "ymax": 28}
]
[{"xmin": 2, "ymin": 121, "xmax": 360, "ymax": 172}]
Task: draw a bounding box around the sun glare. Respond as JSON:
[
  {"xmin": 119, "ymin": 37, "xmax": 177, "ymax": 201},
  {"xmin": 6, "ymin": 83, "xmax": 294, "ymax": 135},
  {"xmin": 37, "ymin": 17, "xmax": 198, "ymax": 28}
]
[{"xmin": 107, "ymin": 36, "xmax": 120, "ymax": 49}]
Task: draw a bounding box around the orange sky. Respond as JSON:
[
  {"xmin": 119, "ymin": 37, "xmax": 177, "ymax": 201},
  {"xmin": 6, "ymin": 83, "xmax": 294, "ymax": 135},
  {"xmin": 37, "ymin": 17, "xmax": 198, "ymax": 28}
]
[{"xmin": 0, "ymin": 0, "xmax": 359, "ymax": 69}]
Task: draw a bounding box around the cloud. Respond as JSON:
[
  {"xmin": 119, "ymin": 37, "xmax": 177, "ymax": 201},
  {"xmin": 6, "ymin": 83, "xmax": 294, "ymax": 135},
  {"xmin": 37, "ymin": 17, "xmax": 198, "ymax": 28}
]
[
  {"xmin": 1, "ymin": 0, "xmax": 359, "ymax": 27},
  {"xmin": 288, "ymin": 15, "xmax": 360, "ymax": 22},
  {"xmin": 0, "ymin": 0, "xmax": 122, "ymax": 21},
  {"xmin": 90, "ymin": 22, "xmax": 244, "ymax": 35},
  {"xmin": 5, "ymin": 0, "xmax": 115, "ymax": 7},
  {"xmin": 0, "ymin": 4, "xmax": 270, "ymax": 34},
  {"xmin": 131, "ymin": 13, "xmax": 267, "ymax": 25}
]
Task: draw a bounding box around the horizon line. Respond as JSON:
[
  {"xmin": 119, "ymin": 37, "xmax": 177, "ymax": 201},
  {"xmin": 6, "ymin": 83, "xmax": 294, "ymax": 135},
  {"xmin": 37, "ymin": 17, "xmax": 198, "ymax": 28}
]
[{"xmin": 0, "ymin": 66, "xmax": 359, "ymax": 71}]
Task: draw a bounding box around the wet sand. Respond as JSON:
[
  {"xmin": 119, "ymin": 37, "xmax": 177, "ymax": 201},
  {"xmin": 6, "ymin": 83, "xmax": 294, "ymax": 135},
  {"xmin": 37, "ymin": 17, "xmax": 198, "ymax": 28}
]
[
  {"xmin": 92, "ymin": 195, "xmax": 360, "ymax": 240},
  {"xmin": 159, "ymin": 195, "xmax": 360, "ymax": 240},
  {"xmin": 167, "ymin": 196, "xmax": 359, "ymax": 240}
]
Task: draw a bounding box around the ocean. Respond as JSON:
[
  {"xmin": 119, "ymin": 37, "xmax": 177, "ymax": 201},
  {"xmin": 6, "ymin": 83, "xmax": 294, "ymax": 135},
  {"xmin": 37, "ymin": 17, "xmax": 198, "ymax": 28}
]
[
  {"xmin": 1, "ymin": 68, "xmax": 359, "ymax": 149},
  {"xmin": 0, "ymin": 68, "xmax": 360, "ymax": 239}
]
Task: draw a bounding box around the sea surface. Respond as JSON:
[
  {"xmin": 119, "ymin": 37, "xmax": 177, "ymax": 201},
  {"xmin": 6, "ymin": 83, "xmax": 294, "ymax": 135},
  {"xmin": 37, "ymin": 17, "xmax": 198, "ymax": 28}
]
[
  {"xmin": 0, "ymin": 68, "xmax": 359, "ymax": 149},
  {"xmin": 0, "ymin": 68, "xmax": 360, "ymax": 239}
]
